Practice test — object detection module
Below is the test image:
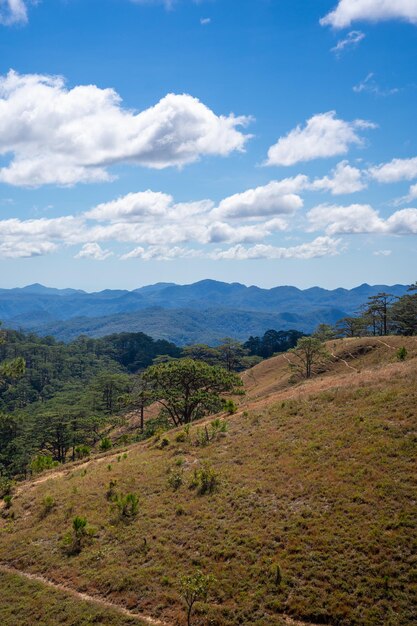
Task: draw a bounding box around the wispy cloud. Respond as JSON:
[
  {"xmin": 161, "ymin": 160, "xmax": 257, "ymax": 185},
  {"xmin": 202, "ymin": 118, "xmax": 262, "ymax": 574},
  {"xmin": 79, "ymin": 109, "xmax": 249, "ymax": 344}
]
[
  {"xmin": 0, "ymin": 0, "xmax": 28, "ymax": 26},
  {"xmin": 353, "ymin": 73, "xmax": 399, "ymax": 96},
  {"xmin": 331, "ymin": 30, "xmax": 365, "ymax": 56}
]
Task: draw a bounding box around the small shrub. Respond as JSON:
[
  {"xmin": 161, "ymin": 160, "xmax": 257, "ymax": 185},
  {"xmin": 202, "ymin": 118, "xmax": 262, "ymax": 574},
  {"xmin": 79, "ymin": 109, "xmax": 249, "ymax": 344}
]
[
  {"xmin": 112, "ymin": 493, "xmax": 139, "ymax": 520},
  {"xmin": 99, "ymin": 437, "xmax": 112, "ymax": 452},
  {"xmin": 62, "ymin": 516, "xmax": 93, "ymax": 555},
  {"xmin": 3, "ymin": 494, "xmax": 12, "ymax": 509},
  {"xmin": 175, "ymin": 431, "xmax": 188, "ymax": 443},
  {"xmin": 0, "ymin": 477, "xmax": 13, "ymax": 499},
  {"xmin": 40, "ymin": 495, "xmax": 56, "ymax": 518},
  {"xmin": 190, "ymin": 463, "xmax": 220, "ymax": 495},
  {"xmin": 397, "ymin": 346, "xmax": 408, "ymax": 361},
  {"xmin": 106, "ymin": 480, "xmax": 118, "ymax": 501},
  {"xmin": 223, "ymin": 399, "xmax": 238, "ymax": 414},
  {"xmin": 75, "ymin": 445, "xmax": 91, "ymax": 459},
  {"xmin": 30, "ymin": 455, "xmax": 59, "ymax": 474},
  {"xmin": 180, "ymin": 570, "xmax": 215, "ymax": 626},
  {"xmin": 168, "ymin": 468, "xmax": 184, "ymax": 491},
  {"xmin": 159, "ymin": 436, "xmax": 170, "ymax": 449}
]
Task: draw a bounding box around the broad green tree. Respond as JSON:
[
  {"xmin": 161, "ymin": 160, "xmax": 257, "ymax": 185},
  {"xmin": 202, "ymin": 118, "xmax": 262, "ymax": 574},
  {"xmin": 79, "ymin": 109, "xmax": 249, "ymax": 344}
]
[{"xmin": 143, "ymin": 359, "xmax": 243, "ymax": 426}]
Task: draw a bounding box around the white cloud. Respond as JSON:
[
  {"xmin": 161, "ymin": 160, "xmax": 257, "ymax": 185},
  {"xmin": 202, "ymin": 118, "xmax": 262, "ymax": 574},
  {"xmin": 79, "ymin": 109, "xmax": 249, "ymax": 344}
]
[
  {"xmin": 86, "ymin": 191, "xmax": 174, "ymax": 222},
  {"xmin": 308, "ymin": 203, "xmax": 417, "ymax": 235},
  {"xmin": 200, "ymin": 17, "xmax": 211, "ymax": 25},
  {"xmin": 0, "ymin": 216, "xmax": 83, "ymax": 243},
  {"xmin": 373, "ymin": 249, "xmax": 391, "ymax": 256},
  {"xmin": 321, "ymin": 0, "xmax": 417, "ymax": 28},
  {"xmin": 0, "ymin": 0, "xmax": 28, "ymax": 26},
  {"xmin": 0, "ymin": 70, "xmax": 251, "ymax": 187},
  {"xmin": 308, "ymin": 203, "xmax": 384, "ymax": 234},
  {"xmin": 75, "ymin": 243, "xmax": 113, "ymax": 261},
  {"xmin": 121, "ymin": 245, "xmax": 201, "ymax": 261},
  {"xmin": 311, "ymin": 161, "xmax": 366, "ymax": 195},
  {"xmin": 210, "ymin": 236, "xmax": 343, "ymax": 260},
  {"xmin": 266, "ymin": 111, "xmax": 375, "ymax": 167},
  {"xmin": 212, "ymin": 177, "xmax": 306, "ymax": 220},
  {"xmin": 386, "ymin": 208, "xmax": 417, "ymax": 234},
  {"xmin": 331, "ymin": 30, "xmax": 365, "ymax": 55},
  {"xmin": 369, "ymin": 157, "xmax": 417, "ymax": 183},
  {"xmin": 0, "ymin": 241, "xmax": 57, "ymax": 259}
]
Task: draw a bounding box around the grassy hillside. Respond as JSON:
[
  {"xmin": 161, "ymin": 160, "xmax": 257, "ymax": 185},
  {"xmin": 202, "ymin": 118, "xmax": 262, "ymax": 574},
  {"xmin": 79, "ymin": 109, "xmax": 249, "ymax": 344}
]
[{"xmin": 0, "ymin": 337, "xmax": 416, "ymax": 626}]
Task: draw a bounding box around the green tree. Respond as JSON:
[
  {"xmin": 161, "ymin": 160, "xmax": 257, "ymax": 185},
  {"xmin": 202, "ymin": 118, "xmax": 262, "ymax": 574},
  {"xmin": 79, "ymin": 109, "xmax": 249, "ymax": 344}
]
[
  {"xmin": 289, "ymin": 337, "xmax": 329, "ymax": 379},
  {"xmin": 363, "ymin": 292, "xmax": 396, "ymax": 336},
  {"xmin": 312, "ymin": 323, "xmax": 337, "ymax": 342},
  {"xmin": 180, "ymin": 570, "xmax": 215, "ymax": 626},
  {"xmin": 336, "ymin": 316, "xmax": 366, "ymax": 338},
  {"xmin": 143, "ymin": 359, "xmax": 243, "ymax": 426},
  {"xmin": 391, "ymin": 283, "xmax": 417, "ymax": 335},
  {"xmin": 217, "ymin": 338, "xmax": 247, "ymax": 371}
]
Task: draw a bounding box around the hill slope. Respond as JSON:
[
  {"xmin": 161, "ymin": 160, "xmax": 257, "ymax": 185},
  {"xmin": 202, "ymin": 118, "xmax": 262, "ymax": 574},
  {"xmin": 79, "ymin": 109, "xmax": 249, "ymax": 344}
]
[{"xmin": 0, "ymin": 337, "xmax": 416, "ymax": 625}]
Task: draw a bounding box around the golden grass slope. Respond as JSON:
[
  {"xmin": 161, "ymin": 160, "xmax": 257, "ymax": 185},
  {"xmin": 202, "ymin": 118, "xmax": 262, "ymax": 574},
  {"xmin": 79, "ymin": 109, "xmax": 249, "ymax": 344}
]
[{"xmin": 0, "ymin": 337, "xmax": 416, "ymax": 626}]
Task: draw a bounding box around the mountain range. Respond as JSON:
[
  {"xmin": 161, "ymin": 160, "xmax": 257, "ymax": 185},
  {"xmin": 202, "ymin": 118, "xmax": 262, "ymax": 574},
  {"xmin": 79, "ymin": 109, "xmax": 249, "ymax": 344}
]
[{"xmin": 0, "ymin": 280, "xmax": 409, "ymax": 345}]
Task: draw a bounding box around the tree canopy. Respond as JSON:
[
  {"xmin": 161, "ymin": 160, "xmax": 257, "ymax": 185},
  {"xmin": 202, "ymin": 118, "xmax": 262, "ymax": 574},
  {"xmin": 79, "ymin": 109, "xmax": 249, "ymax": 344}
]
[{"xmin": 143, "ymin": 358, "xmax": 243, "ymax": 426}]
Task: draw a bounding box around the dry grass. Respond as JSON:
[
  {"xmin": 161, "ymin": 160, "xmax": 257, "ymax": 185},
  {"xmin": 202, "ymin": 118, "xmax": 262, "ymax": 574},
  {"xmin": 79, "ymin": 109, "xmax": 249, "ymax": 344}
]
[{"xmin": 0, "ymin": 337, "xmax": 416, "ymax": 626}]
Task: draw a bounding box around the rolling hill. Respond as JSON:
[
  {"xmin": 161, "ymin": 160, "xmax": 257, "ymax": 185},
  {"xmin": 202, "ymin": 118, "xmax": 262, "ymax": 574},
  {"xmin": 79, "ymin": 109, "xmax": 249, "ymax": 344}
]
[
  {"xmin": 0, "ymin": 280, "xmax": 409, "ymax": 344},
  {"xmin": 1, "ymin": 336, "xmax": 416, "ymax": 625}
]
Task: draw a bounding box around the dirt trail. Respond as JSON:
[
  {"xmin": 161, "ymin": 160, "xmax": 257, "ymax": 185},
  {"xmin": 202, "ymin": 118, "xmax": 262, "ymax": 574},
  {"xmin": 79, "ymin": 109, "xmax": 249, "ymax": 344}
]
[
  {"xmin": 0, "ymin": 563, "xmax": 167, "ymax": 625},
  {"xmin": 329, "ymin": 352, "xmax": 358, "ymax": 372},
  {"xmin": 0, "ymin": 562, "xmax": 326, "ymax": 626}
]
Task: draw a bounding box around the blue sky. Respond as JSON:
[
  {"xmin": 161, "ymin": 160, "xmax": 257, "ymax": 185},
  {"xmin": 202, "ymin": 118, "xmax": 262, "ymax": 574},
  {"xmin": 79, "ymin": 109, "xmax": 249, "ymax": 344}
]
[{"xmin": 0, "ymin": 0, "xmax": 417, "ymax": 290}]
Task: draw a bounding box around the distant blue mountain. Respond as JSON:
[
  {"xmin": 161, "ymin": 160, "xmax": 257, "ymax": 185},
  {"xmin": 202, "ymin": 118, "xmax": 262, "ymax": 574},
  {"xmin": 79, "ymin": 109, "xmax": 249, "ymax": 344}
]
[{"xmin": 0, "ymin": 280, "xmax": 409, "ymax": 344}]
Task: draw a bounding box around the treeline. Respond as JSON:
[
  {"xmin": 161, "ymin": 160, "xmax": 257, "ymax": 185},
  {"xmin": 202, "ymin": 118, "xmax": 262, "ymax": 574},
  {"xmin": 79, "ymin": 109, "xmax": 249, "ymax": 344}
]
[{"xmin": 332, "ymin": 284, "xmax": 417, "ymax": 338}]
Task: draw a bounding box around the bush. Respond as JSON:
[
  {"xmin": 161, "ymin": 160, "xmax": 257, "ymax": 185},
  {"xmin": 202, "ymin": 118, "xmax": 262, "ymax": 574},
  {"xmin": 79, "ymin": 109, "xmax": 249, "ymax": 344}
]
[
  {"xmin": 0, "ymin": 477, "xmax": 13, "ymax": 499},
  {"xmin": 30, "ymin": 455, "xmax": 59, "ymax": 474},
  {"xmin": 40, "ymin": 495, "xmax": 56, "ymax": 518},
  {"xmin": 190, "ymin": 463, "xmax": 220, "ymax": 495},
  {"xmin": 112, "ymin": 493, "xmax": 139, "ymax": 520},
  {"xmin": 168, "ymin": 468, "xmax": 184, "ymax": 491},
  {"xmin": 223, "ymin": 399, "xmax": 238, "ymax": 414},
  {"xmin": 106, "ymin": 480, "xmax": 118, "ymax": 501},
  {"xmin": 3, "ymin": 494, "xmax": 12, "ymax": 509},
  {"xmin": 62, "ymin": 516, "xmax": 93, "ymax": 555},
  {"xmin": 159, "ymin": 436, "xmax": 170, "ymax": 449},
  {"xmin": 75, "ymin": 445, "xmax": 91, "ymax": 459},
  {"xmin": 99, "ymin": 437, "xmax": 112, "ymax": 452},
  {"xmin": 397, "ymin": 346, "xmax": 408, "ymax": 361}
]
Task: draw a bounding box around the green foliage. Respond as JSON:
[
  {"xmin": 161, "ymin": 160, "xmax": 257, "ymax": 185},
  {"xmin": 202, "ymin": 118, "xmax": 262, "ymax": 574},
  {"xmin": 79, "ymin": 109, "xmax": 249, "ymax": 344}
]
[
  {"xmin": 112, "ymin": 492, "xmax": 139, "ymax": 520},
  {"xmin": 62, "ymin": 516, "xmax": 95, "ymax": 556},
  {"xmin": 223, "ymin": 399, "xmax": 238, "ymax": 414},
  {"xmin": 143, "ymin": 358, "xmax": 243, "ymax": 426},
  {"xmin": 75, "ymin": 444, "xmax": 91, "ymax": 459},
  {"xmin": 3, "ymin": 494, "xmax": 12, "ymax": 509},
  {"xmin": 99, "ymin": 437, "xmax": 112, "ymax": 452},
  {"xmin": 167, "ymin": 466, "xmax": 184, "ymax": 491},
  {"xmin": 397, "ymin": 346, "xmax": 408, "ymax": 361},
  {"xmin": 190, "ymin": 463, "xmax": 220, "ymax": 495},
  {"xmin": 244, "ymin": 329, "xmax": 304, "ymax": 359},
  {"xmin": 40, "ymin": 495, "xmax": 56, "ymax": 518},
  {"xmin": 0, "ymin": 477, "xmax": 13, "ymax": 498},
  {"xmin": 30, "ymin": 455, "xmax": 59, "ymax": 474},
  {"xmin": 180, "ymin": 570, "xmax": 215, "ymax": 626}
]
